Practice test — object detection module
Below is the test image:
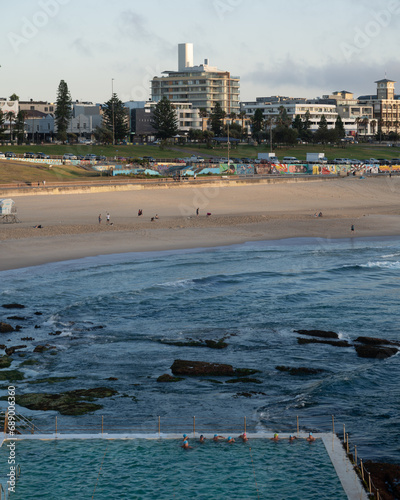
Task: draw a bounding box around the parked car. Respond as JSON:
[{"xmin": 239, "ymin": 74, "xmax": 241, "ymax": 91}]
[
  {"xmin": 241, "ymin": 158, "xmax": 252, "ymax": 163},
  {"xmin": 283, "ymin": 156, "xmax": 300, "ymax": 164},
  {"xmin": 36, "ymin": 152, "xmax": 50, "ymax": 159},
  {"xmin": 84, "ymin": 154, "xmax": 97, "ymax": 161},
  {"xmin": 333, "ymin": 158, "xmax": 351, "ymax": 164},
  {"xmin": 349, "ymin": 159, "xmax": 363, "ymax": 165},
  {"xmin": 96, "ymin": 155, "xmax": 107, "ymax": 161},
  {"xmin": 24, "ymin": 152, "xmax": 37, "ymax": 158},
  {"xmin": 376, "ymin": 158, "xmax": 389, "ymax": 165},
  {"xmin": 391, "ymin": 158, "xmax": 400, "ymax": 165},
  {"xmin": 0, "ymin": 152, "xmax": 5, "ymax": 158},
  {"xmin": 63, "ymin": 153, "xmax": 77, "ymax": 160}
]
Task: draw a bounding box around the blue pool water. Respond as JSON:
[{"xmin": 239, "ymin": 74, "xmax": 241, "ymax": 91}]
[
  {"xmin": 0, "ymin": 438, "xmax": 346, "ymax": 499},
  {"xmin": 1, "ymin": 237, "xmax": 400, "ymax": 469}
]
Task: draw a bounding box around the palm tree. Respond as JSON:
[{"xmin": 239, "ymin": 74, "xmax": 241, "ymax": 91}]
[
  {"xmin": 265, "ymin": 116, "xmax": 275, "ymax": 152},
  {"xmin": 238, "ymin": 110, "xmax": 246, "ymax": 139},
  {"xmin": 361, "ymin": 117, "xmax": 369, "ymax": 140},
  {"xmin": 370, "ymin": 120, "xmax": 377, "ymax": 136},
  {"xmin": 6, "ymin": 111, "xmax": 15, "ymax": 142},
  {"xmin": 198, "ymin": 107, "xmax": 208, "ymax": 132},
  {"xmin": 355, "ymin": 117, "xmax": 361, "ymax": 140}
]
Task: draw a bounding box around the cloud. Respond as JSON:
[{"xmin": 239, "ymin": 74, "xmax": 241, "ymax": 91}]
[
  {"xmin": 71, "ymin": 37, "xmax": 93, "ymax": 57},
  {"xmin": 245, "ymin": 56, "xmax": 400, "ymax": 98}
]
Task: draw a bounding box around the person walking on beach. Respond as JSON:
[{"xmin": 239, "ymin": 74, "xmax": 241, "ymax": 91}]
[
  {"xmin": 351, "ymin": 224, "xmax": 354, "ymax": 232},
  {"xmin": 196, "ymin": 207, "xmax": 199, "ymax": 216},
  {"xmin": 106, "ymin": 212, "xmax": 110, "ymax": 224},
  {"xmin": 98, "ymin": 214, "xmax": 102, "ymax": 224}
]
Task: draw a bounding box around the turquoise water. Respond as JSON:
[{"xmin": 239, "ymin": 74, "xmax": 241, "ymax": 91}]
[{"xmin": 0, "ymin": 438, "xmax": 346, "ymax": 499}]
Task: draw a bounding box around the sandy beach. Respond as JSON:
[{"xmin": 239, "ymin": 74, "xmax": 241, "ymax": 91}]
[{"xmin": 1, "ymin": 176, "xmax": 400, "ymax": 271}]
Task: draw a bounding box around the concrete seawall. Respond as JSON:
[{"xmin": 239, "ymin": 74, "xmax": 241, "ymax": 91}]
[{"xmin": 0, "ymin": 176, "xmax": 337, "ymax": 197}]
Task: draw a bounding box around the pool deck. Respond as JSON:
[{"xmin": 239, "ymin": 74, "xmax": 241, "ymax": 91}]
[{"xmin": 1, "ymin": 431, "xmax": 368, "ymax": 500}]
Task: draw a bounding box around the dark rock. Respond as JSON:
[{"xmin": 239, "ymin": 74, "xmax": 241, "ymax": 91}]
[
  {"xmin": 6, "ymin": 387, "xmax": 117, "ymax": 415},
  {"xmin": 48, "ymin": 332, "xmax": 62, "ymax": 336},
  {"xmin": 157, "ymin": 374, "xmax": 184, "ymax": 382},
  {"xmin": 0, "ymin": 370, "xmax": 24, "ymax": 382},
  {"xmin": 355, "ymin": 336, "xmax": 400, "ymax": 347},
  {"xmin": 276, "ymin": 366, "xmax": 326, "ymax": 375},
  {"xmin": 19, "ymin": 359, "xmax": 40, "ymax": 367},
  {"xmin": 21, "ymin": 337, "xmax": 34, "ymax": 341},
  {"xmin": 297, "ymin": 338, "xmax": 350, "ymax": 347},
  {"xmin": 7, "ymin": 316, "xmax": 26, "ymax": 321},
  {"xmin": 294, "ymin": 329, "xmax": 339, "ymax": 339},
  {"xmin": 34, "ymin": 312, "xmax": 43, "ymax": 315},
  {"xmin": 204, "ymin": 339, "xmax": 228, "ymax": 349},
  {"xmin": 171, "ymin": 359, "xmax": 235, "ymax": 376},
  {"xmin": 34, "ymin": 325, "xmax": 41, "ymax": 329},
  {"xmin": 0, "ymin": 355, "xmax": 12, "ymax": 369},
  {"xmin": 226, "ymin": 377, "xmax": 262, "ymax": 384},
  {"xmin": 106, "ymin": 377, "xmax": 118, "ymax": 381},
  {"xmin": 160, "ymin": 338, "xmax": 228, "ymax": 349},
  {"xmin": 2, "ymin": 304, "xmax": 25, "ymax": 309},
  {"xmin": 5, "ymin": 345, "xmax": 27, "ymax": 356},
  {"xmin": 234, "ymin": 391, "xmax": 267, "ymax": 398},
  {"xmin": 0, "ymin": 345, "xmax": 5, "ymax": 349},
  {"xmin": 235, "ymin": 368, "xmax": 261, "ymax": 376},
  {"xmin": 171, "ymin": 359, "xmax": 259, "ymax": 377},
  {"xmin": 28, "ymin": 377, "xmax": 76, "ymax": 384},
  {"xmin": 363, "ymin": 461, "xmax": 400, "ymax": 500},
  {"xmin": 355, "ymin": 344, "xmax": 398, "ymax": 359},
  {"xmin": 33, "ymin": 345, "xmax": 56, "ymax": 353},
  {"xmin": 0, "ymin": 323, "xmax": 14, "ymax": 334}
]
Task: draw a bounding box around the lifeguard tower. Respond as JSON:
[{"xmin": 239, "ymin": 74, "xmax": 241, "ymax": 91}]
[{"xmin": 0, "ymin": 198, "xmax": 20, "ymax": 223}]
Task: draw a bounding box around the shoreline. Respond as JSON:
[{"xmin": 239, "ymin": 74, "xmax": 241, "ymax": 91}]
[{"xmin": 1, "ymin": 177, "xmax": 400, "ymax": 271}]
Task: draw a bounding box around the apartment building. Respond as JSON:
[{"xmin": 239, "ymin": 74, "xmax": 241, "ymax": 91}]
[{"xmin": 151, "ymin": 43, "xmax": 240, "ymax": 115}]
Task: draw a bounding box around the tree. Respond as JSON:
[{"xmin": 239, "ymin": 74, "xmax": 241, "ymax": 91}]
[
  {"xmin": 55, "ymin": 80, "xmax": 72, "ymax": 143},
  {"xmin": 6, "ymin": 111, "xmax": 15, "ymax": 142},
  {"xmin": 151, "ymin": 96, "xmax": 179, "ymax": 140},
  {"xmin": 314, "ymin": 114, "xmax": 329, "ymax": 143},
  {"xmin": 251, "ymin": 109, "xmax": 264, "ymax": 139},
  {"xmin": 9, "ymin": 93, "xmax": 19, "ymax": 102},
  {"xmin": 370, "ymin": 119, "xmax": 377, "ymax": 136},
  {"xmin": 14, "ymin": 110, "xmax": 26, "ymax": 144},
  {"xmin": 103, "ymin": 93, "xmax": 130, "ymax": 143},
  {"xmin": 292, "ymin": 115, "xmax": 303, "ymax": 136},
  {"xmin": 238, "ymin": 110, "xmax": 247, "ymax": 139},
  {"xmin": 276, "ymin": 106, "xmax": 291, "ymax": 128},
  {"xmin": 209, "ymin": 102, "xmax": 225, "ymax": 136},
  {"xmin": 0, "ymin": 109, "xmax": 5, "ymax": 141},
  {"xmin": 198, "ymin": 107, "xmax": 208, "ymax": 132},
  {"xmin": 334, "ymin": 115, "xmax": 346, "ymax": 141},
  {"xmin": 94, "ymin": 124, "xmax": 113, "ymax": 144}
]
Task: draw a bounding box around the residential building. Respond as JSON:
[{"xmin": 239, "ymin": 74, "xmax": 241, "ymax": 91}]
[
  {"xmin": 24, "ymin": 111, "xmax": 55, "ymax": 141},
  {"xmin": 19, "ymin": 100, "xmax": 55, "ymax": 115},
  {"xmin": 151, "ymin": 43, "xmax": 240, "ymax": 115},
  {"xmin": 241, "ymin": 98, "xmax": 339, "ymax": 132},
  {"xmin": 358, "ymin": 79, "xmax": 400, "ymax": 136}
]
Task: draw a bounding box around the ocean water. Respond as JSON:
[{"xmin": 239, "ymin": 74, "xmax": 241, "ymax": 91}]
[{"xmin": 1, "ymin": 237, "xmax": 400, "ymax": 465}]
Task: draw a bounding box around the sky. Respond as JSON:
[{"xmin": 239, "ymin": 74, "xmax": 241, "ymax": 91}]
[{"xmin": 1, "ymin": 0, "xmax": 400, "ymax": 104}]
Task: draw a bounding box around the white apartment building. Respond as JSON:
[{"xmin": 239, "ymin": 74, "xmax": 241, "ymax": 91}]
[
  {"xmin": 241, "ymin": 99, "xmax": 339, "ymax": 131},
  {"xmin": 151, "ymin": 43, "xmax": 240, "ymax": 115}
]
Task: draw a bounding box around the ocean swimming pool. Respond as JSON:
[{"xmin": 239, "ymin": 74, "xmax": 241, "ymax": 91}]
[{"xmin": 1, "ymin": 437, "xmax": 348, "ymax": 499}]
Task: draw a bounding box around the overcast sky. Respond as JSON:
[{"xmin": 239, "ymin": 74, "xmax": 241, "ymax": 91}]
[{"xmin": 1, "ymin": 0, "xmax": 400, "ymax": 104}]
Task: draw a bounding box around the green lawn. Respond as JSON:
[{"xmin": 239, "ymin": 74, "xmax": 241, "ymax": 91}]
[{"xmin": 1, "ymin": 142, "xmax": 399, "ymax": 162}]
